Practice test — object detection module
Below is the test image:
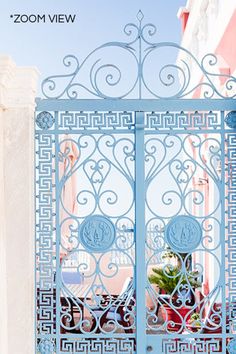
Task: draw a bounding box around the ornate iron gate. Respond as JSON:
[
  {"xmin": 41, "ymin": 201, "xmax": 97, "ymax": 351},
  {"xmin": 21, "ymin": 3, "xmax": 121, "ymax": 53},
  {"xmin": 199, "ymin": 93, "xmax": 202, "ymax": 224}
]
[{"xmin": 35, "ymin": 13, "xmax": 236, "ymax": 354}]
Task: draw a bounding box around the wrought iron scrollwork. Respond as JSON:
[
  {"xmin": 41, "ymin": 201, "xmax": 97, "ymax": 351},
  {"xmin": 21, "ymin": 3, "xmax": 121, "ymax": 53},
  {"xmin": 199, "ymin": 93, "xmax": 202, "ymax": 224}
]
[
  {"xmin": 41, "ymin": 10, "xmax": 236, "ymax": 99},
  {"xmin": 58, "ymin": 132, "xmax": 135, "ymax": 334},
  {"xmin": 145, "ymin": 117, "xmax": 223, "ymax": 334}
]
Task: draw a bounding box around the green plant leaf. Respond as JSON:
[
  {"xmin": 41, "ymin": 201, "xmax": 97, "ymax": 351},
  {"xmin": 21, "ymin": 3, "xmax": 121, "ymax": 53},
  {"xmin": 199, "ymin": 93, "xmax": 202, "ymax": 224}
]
[{"xmin": 148, "ymin": 265, "xmax": 201, "ymax": 294}]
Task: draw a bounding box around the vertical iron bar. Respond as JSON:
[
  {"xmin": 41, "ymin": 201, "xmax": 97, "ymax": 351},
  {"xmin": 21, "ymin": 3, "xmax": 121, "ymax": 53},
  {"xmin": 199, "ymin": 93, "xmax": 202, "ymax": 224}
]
[
  {"xmin": 138, "ymin": 20, "xmax": 142, "ymax": 99},
  {"xmin": 220, "ymin": 111, "xmax": 226, "ymax": 353},
  {"xmin": 54, "ymin": 111, "xmax": 61, "ymax": 353},
  {"xmin": 135, "ymin": 111, "xmax": 146, "ymax": 354},
  {"xmin": 34, "ymin": 114, "xmax": 37, "ymax": 354},
  {"xmin": 221, "ymin": 110, "xmax": 227, "ymax": 352}
]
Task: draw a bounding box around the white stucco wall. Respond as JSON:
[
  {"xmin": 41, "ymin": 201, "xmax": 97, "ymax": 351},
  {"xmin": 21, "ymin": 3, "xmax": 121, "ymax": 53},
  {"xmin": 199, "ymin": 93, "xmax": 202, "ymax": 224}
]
[{"xmin": 0, "ymin": 55, "xmax": 39, "ymax": 354}]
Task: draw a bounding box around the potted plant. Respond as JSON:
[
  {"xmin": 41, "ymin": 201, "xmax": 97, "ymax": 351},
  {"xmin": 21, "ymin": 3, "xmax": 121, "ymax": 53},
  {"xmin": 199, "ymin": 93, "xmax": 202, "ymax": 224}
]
[
  {"xmin": 186, "ymin": 312, "xmax": 202, "ymax": 332},
  {"xmin": 148, "ymin": 265, "xmax": 201, "ymax": 331},
  {"xmin": 162, "ymin": 247, "xmax": 192, "ymax": 270}
]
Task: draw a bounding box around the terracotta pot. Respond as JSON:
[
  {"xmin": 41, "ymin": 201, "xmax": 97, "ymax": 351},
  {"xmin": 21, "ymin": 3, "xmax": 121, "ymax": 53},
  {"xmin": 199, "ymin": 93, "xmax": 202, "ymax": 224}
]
[
  {"xmin": 161, "ymin": 304, "xmax": 191, "ymax": 332},
  {"xmin": 186, "ymin": 323, "xmax": 201, "ymax": 332}
]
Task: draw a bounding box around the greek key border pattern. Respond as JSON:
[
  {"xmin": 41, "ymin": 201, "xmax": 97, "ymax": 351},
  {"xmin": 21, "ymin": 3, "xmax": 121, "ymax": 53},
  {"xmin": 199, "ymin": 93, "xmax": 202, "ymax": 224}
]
[
  {"xmin": 60, "ymin": 338, "xmax": 135, "ymax": 354},
  {"xmin": 35, "ymin": 133, "xmax": 56, "ymax": 336},
  {"xmin": 162, "ymin": 338, "xmax": 221, "ymax": 353},
  {"xmin": 145, "ymin": 111, "xmax": 220, "ymax": 131},
  {"xmin": 37, "ymin": 110, "xmax": 222, "ymax": 132},
  {"xmin": 226, "ymin": 132, "xmax": 236, "ymax": 334},
  {"xmin": 58, "ymin": 111, "xmax": 134, "ymax": 130}
]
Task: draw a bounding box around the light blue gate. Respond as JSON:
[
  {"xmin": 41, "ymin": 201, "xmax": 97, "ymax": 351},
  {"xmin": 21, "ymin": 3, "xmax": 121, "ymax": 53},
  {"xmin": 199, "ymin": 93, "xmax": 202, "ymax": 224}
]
[{"xmin": 35, "ymin": 12, "xmax": 236, "ymax": 354}]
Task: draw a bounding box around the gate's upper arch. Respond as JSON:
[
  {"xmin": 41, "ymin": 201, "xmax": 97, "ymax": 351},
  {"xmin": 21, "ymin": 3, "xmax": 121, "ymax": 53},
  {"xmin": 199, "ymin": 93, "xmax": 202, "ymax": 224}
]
[{"xmin": 40, "ymin": 11, "xmax": 236, "ymax": 101}]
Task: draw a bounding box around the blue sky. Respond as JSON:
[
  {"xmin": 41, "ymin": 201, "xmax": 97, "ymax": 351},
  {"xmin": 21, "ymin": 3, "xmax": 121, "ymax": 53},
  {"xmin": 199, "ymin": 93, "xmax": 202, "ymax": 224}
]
[{"xmin": 0, "ymin": 0, "xmax": 187, "ymax": 96}]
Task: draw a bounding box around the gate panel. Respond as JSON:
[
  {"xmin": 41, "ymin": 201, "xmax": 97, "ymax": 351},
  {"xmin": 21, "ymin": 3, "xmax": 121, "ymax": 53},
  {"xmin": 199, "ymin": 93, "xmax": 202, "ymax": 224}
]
[
  {"xmin": 35, "ymin": 107, "xmax": 236, "ymax": 354},
  {"xmin": 36, "ymin": 110, "xmax": 137, "ymax": 353},
  {"xmin": 36, "ymin": 107, "xmax": 236, "ymax": 354},
  {"xmin": 145, "ymin": 110, "xmax": 235, "ymax": 353}
]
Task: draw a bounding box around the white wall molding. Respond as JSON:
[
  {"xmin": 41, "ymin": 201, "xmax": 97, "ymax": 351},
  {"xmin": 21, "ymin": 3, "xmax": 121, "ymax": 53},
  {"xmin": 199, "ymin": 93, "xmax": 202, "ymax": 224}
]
[
  {"xmin": 0, "ymin": 106, "xmax": 8, "ymax": 354},
  {"xmin": 0, "ymin": 58, "xmax": 39, "ymax": 109},
  {"xmin": 0, "ymin": 55, "xmax": 39, "ymax": 354}
]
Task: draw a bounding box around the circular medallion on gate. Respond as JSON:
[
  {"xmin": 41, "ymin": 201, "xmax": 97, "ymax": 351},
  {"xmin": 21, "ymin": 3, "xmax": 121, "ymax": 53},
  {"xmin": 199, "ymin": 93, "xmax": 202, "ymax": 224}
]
[
  {"xmin": 225, "ymin": 111, "xmax": 236, "ymax": 129},
  {"xmin": 38, "ymin": 338, "xmax": 55, "ymax": 354},
  {"xmin": 36, "ymin": 111, "xmax": 55, "ymax": 129},
  {"xmin": 165, "ymin": 215, "xmax": 202, "ymax": 253},
  {"xmin": 79, "ymin": 215, "xmax": 116, "ymax": 253}
]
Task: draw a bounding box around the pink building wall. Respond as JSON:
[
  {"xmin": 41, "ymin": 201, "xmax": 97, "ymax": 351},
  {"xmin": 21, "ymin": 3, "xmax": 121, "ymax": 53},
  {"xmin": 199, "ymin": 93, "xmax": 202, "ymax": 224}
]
[{"xmin": 178, "ymin": 1, "xmax": 236, "ymax": 298}]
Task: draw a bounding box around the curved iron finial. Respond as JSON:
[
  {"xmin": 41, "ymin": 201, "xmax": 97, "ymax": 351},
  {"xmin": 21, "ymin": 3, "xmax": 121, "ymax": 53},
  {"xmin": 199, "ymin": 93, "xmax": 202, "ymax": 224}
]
[{"xmin": 41, "ymin": 11, "xmax": 236, "ymax": 100}]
